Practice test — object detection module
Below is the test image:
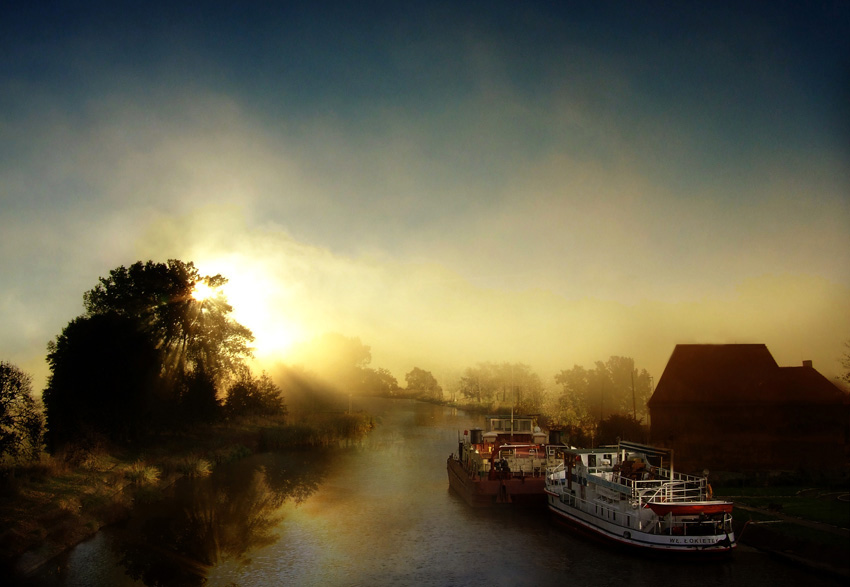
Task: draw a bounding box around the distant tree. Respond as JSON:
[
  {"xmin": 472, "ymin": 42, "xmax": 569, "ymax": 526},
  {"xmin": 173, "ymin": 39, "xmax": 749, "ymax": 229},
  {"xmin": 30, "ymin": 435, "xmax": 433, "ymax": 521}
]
[
  {"xmin": 841, "ymin": 339, "xmax": 850, "ymax": 386},
  {"xmin": 554, "ymin": 357, "xmax": 652, "ymax": 424},
  {"xmin": 553, "ymin": 364, "xmax": 592, "ymax": 426},
  {"xmin": 602, "ymin": 357, "xmax": 652, "ymax": 419},
  {"xmin": 361, "ymin": 367, "xmax": 400, "ymax": 396},
  {"xmin": 44, "ymin": 313, "xmax": 163, "ymax": 447},
  {"xmin": 224, "ymin": 371, "xmax": 287, "ymax": 419},
  {"xmin": 596, "ymin": 414, "xmax": 648, "ymax": 446},
  {"xmin": 0, "ymin": 361, "xmax": 45, "ymax": 462},
  {"xmin": 405, "ymin": 367, "xmax": 442, "ymax": 400},
  {"xmin": 455, "ymin": 362, "xmax": 544, "ymax": 410},
  {"xmin": 502, "ymin": 363, "xmax": 544, "ymax": 413}
]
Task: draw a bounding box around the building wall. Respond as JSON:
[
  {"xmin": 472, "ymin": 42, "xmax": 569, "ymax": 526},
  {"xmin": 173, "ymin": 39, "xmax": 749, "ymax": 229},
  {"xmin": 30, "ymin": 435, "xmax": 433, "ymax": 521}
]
[{"xmin": 650, "ymin": 404, "xmax": 847, "ymax": 474}]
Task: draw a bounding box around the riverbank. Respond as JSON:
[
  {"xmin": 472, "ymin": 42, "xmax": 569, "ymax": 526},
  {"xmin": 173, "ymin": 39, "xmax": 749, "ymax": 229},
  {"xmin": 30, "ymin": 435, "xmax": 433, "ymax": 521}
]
[
  {"xmin": 0, "ymin": 411, "xmax": 373, "ymax": 580},
  {"xmin": 726, "ymin": 487, "xmax": 850, "ymax": 580}
]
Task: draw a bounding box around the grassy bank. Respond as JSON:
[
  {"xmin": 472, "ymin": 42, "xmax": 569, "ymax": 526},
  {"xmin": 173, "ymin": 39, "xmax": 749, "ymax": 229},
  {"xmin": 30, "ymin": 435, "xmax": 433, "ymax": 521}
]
[
  {"xmin": 0, "ymin": 411, "xmax": 373, "ymax": 577},
  {"xmin": 716, "ymin": 484, "xmax": 850, "ymax": 578}
]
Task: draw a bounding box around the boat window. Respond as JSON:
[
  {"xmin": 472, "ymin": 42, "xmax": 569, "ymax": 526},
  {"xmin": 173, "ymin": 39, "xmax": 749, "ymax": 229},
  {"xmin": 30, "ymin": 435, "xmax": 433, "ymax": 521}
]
[{"xmin": 588, "ymin": 454, "xmax": 597, "ymax": 467}]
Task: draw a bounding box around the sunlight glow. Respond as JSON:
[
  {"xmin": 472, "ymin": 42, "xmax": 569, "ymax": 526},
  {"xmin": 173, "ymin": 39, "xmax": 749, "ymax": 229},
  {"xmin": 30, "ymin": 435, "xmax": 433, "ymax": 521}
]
[
  {"xmin": 196, "ymin": 257, "xmax": 304, "ymax": 360},
  {"xmin": 191, "ymin": 281, "xmax": 216, "ymax": 302}
]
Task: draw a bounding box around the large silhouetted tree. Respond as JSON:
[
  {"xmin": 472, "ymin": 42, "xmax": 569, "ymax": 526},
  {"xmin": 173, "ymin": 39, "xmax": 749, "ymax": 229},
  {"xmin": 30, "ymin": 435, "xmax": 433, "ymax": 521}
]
[
  {"xmin": 44, "ymin": 313, "xmax": 163, "ymax": 447},
  {"xmin": 0, "ymin": 361, "xmax": 44, "ymax": 462},
  {"xmin": 44, "ymin": 260, "xmax": 255, "ymax": 447},
  {"xmin": 83, "ymin": 260, "xmax": 253, "ymax": 387}
]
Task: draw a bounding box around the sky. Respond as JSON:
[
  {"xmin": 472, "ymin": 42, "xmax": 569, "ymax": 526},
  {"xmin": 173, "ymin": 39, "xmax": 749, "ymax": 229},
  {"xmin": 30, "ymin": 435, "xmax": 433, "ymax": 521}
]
[{"xmin": 2, "ymin": 1, "xmax": 849, "ymax": 393}]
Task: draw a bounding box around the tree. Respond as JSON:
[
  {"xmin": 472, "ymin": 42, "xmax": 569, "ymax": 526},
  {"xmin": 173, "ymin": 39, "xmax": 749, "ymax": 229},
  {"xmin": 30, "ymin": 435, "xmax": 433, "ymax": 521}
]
[
  {"xmin": 455, "ymin": 362, "xmax": 544, "ymax": 411},
  {"xmin": 0, "ymin": 361, "xmax": 44, "ymax": 462},
  {"xmin": 82, "ymin": 260, "xmax": 254, "ymax": 412},
  {"xmin": 404, "ymin": 367, "xmax": 442, "ymax": 400},
  {"xmin": 554, "ymin": 357, "xmax": 653, "ymax": 424},
  {"xmin": 83, "ymin": 260, "xmax": 254, "ymax": 387},
  {"xmin": 841, "ymin": 339, "xmax": 850, "ymax": 386},
  {"xmin": 44, "ymin": 313, "xmax": 164, "ymax": 447},
  {"xmin": 44, "ymin": 260, "xmax": 255, "ymax": 447},
  {"xmin": 596, "ymin": 414, "xmax": 649, "ymax": 446},
  {"xmin": 554, "ymin": 364, "xmax": 592, "ymax": 425},
  {"xmin": 224, "ymin": 371, "xmax": 287, "ymax": 420},
  {"xmin": 360, "ymin": 367, "xmax": 400, "ymax": 396}
]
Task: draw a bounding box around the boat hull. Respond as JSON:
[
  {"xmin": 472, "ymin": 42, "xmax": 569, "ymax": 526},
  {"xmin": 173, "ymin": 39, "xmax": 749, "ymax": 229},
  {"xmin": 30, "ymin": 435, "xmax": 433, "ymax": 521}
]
[
  {"xmin": 545, "ymin": 491, "xmax": 735, "ymax": 553},
  {"xmin": 447, "ymin": 456, "xmax": 546, "ymax": 507},
  {"xmin": 646, "ymin": 501, "xmax": 733, "ymax": 516}
]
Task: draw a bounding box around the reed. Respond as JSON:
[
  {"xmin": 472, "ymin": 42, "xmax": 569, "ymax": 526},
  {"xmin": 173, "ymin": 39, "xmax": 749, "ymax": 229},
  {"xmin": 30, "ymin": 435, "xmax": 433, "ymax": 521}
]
[{"xmin": 124, "ymin": 460, "xmax": 161, "ymax": 486}]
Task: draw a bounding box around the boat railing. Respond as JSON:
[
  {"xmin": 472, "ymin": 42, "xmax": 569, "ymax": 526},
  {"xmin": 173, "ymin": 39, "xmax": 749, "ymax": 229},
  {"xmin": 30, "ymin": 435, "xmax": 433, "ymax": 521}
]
[
  {"xmin": 545, "ymin": 463, "xmax": 566, "ymax": 486},
  {"xmin": 639, "ymin": 478, "xmax": 706, "ymax": 503}
]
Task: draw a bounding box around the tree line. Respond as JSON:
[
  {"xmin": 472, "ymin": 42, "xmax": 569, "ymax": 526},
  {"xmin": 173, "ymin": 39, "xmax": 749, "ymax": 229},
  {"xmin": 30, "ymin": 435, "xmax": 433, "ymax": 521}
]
[{"xmin": 6, "ymin": 258, "xmax": 849, "ymax": 463}]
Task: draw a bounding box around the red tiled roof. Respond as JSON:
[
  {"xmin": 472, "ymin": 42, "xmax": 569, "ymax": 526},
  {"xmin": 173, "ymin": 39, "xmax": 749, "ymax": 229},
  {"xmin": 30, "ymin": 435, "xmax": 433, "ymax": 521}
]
[{"xmin": 648, "ymin": 344, "xmax": 846, "ymax": 406}]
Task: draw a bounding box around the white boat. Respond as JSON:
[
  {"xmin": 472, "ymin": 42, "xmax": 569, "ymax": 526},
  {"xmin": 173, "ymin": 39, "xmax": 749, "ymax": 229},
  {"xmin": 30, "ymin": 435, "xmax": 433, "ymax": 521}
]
[{"xmin": 544, "ymin": 441, "xmax": 735, "ymax": 553}]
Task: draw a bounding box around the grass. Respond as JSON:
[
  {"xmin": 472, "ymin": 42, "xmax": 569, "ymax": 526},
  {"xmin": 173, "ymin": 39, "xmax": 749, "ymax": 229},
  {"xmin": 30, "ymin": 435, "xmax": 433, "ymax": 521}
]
[
  {"xmin": 718, "ymin": 485, "xmax": 850, "ymax": 529},
  {"xmin": 124, "ymin": 461, "xmax": 161, "ymax": 485},
  {"xmin": 0, "ymin": 413, "xmax": 375, "ymax": 576}
]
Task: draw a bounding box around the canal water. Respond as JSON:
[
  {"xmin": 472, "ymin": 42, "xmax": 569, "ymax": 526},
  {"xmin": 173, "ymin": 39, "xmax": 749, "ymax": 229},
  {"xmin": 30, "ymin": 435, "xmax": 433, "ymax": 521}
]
[{"xmin": 31, "ymin": 398, "xmax": 842, "ymax": 586}]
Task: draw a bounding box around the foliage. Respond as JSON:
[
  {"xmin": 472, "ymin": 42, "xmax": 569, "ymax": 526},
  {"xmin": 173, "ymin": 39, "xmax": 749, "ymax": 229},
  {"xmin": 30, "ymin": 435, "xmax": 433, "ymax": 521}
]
[
  {"xmin": 83, "ymin": 259, "xmax": 254, "ymax": 387},
  {"xmin": 456, "ymin": 362, "xmax": 544, "ymax": 412},
  {"xmin": 44, "ymin": 313, "xmax": 163, "ymax": 447},
  {"xmin": 224, "ymin": 371, "xmax": 288, "ymax": 420},
  {"xmin": 404, "ymin": 367, "xmax": 442, "ymax": 400},
  {"xmin": 44, "ymin": 260, "xmax": 256, "ymax": 448},
  {"xmin": 595, "ymin": 414, "xmax": 648, "ymax": 445},
  {"xmin": 0, "ymin": 361, "xmax": 45, "ymax": 462},
  {"xmin": 361, "ymin": 367, "xmax": 400, "ymax": 396},
  {"xmin": 554, "ymin": 356, "xmax": 652, "ymax": 424},
  {"xmin": 841, "ymin": 339, "xmax": 850, "ymax": 386}
]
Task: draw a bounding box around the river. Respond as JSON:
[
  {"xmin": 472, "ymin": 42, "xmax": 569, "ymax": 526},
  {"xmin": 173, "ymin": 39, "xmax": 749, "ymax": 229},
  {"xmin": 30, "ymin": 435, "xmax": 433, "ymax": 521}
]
[{"xmin": 30, "ymin": 398, "xmax": 842, "ymax": 586}]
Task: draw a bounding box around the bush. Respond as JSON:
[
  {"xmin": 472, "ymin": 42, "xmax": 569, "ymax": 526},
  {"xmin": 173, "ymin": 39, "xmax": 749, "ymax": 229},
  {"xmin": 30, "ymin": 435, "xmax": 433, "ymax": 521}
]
[{"xmin": 224, "ymin": 372, "xmax": 288, "ymax": 420}]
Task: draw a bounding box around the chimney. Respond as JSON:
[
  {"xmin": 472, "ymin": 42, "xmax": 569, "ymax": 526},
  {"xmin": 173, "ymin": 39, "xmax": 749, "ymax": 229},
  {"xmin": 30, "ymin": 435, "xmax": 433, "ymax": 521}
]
[{"xmin": 802, "ymin": 360, "xmax": 813, "ymax": 368}]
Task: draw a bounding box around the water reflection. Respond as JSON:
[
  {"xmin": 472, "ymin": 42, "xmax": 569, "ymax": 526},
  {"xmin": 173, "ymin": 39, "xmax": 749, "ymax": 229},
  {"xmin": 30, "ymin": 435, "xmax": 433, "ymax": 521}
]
[{"xmin": 114, "ymin": 451, "xmax": 328, "ymax": 586}]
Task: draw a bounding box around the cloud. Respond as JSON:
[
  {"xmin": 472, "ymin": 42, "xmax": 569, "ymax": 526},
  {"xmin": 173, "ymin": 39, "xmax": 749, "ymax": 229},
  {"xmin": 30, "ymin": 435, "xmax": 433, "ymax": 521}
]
[{"xmin": 131, "ymin": 206, "xmax": 850, "ymax": 391}]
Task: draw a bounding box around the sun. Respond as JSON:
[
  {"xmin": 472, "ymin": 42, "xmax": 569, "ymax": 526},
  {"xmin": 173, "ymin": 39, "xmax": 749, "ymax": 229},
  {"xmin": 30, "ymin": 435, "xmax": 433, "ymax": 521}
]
[
  {"xmin": 191, "ymin": 281, "xmax": 216, "ymax": 302},
  {"xmin": 195, "ymin": 257, "xmax": 304, "ymax": 359}
]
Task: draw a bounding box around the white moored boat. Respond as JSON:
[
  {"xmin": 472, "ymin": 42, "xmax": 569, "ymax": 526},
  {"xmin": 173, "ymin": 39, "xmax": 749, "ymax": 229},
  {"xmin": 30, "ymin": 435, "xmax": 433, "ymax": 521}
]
[{"xmin": 544, "ymin": 441, "xmax": 735, "ymax": 553}]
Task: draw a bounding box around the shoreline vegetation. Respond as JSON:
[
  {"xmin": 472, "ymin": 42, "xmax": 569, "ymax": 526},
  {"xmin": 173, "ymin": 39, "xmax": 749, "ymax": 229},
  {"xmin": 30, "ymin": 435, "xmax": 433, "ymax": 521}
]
[{"xmin": 0, "ymin": 410, "xmax": 373, "ymax": 578}]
